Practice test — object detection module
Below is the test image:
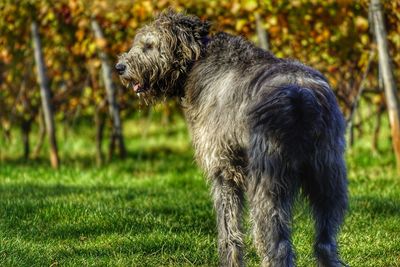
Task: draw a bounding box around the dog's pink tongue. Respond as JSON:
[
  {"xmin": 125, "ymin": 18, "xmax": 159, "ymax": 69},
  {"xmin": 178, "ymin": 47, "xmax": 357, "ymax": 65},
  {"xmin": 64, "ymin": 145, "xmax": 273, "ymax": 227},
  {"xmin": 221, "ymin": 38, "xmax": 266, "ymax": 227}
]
[{"xmin": 133, "ymin": 84, "xmax": 141, "ymax": 92}]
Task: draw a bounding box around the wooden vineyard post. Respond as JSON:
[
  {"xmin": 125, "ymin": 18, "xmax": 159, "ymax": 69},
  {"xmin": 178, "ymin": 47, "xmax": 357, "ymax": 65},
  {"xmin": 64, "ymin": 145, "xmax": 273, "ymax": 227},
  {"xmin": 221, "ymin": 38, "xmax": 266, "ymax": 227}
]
[
  {"xmin": 31, "ymin": 20, "xmax": 59, "ymax": 168},
  {"xmin": 370, "ymin": 0, "xmax": 400, "ymax": 172}
]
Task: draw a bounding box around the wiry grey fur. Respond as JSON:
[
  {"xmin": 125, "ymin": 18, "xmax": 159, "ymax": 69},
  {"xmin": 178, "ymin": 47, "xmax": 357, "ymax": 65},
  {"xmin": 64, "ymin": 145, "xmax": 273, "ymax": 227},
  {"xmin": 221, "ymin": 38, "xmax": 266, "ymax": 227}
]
[{"xmin": 117, "ymin": 11, "xmax": 348, "ymax": 267}]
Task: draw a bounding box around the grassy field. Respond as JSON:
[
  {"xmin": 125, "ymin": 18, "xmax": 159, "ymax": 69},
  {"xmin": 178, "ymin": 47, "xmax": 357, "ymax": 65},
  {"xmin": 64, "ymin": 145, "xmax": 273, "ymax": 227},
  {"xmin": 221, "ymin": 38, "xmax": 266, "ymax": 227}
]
[{"xmin": 0, "ymin": 113, "xmax": 399, "ymax": 266}]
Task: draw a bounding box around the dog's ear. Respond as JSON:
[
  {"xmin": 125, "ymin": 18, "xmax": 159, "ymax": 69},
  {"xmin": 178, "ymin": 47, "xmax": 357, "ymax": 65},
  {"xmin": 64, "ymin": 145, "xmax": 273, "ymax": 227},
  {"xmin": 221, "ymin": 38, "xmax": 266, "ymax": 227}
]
[
  {"xmin": 156, "ymin": 10, "xmax": 209, "ymax": 65},
  {"xmin": 176, "ymin": 15, "xmax": 211, "ymax": 39},
  {"xmin": 160, "ymin": 10, "xmax": 210, "ymax": 39}
]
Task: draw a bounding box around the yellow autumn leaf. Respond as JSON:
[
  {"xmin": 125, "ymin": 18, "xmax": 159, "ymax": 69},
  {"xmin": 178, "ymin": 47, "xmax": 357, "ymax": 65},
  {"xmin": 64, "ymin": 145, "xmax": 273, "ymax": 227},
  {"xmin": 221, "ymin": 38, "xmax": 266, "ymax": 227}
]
[
  {"xmin": 242, "ymin": 0, "xmax": 258, "ymax": 12},
  {"xmin": 355, "ymin": 16, "xmax": 369, "ymax": 32},
  {"xmin": 95, "ymin": 37, "xmax": 107, "ymax": 49},
  {"xmin": 76, "ymin": 29, "xmax": 85, "ymax": 41},
  {"xmin": 235, "ymin": 19, "xmax": 247, "ymax": 32},
  {"xmin": 88, "ymin": 42, "xmax": 97, "ymax": 55}
]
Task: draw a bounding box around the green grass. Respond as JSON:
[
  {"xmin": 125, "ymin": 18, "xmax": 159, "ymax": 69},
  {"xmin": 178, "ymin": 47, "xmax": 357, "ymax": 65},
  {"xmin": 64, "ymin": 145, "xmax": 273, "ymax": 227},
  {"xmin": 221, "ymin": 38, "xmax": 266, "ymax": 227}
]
[{"xmin": 0, "ymin": 112, "xmax": 399, "ymax": 266}]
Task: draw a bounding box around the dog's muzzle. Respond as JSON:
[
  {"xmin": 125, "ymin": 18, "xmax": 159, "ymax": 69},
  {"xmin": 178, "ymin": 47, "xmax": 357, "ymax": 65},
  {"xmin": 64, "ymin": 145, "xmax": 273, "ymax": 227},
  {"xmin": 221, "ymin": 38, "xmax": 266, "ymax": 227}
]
[{"xmin": 115, "ymin": 63, "xmax": 126, "ymax": 75}]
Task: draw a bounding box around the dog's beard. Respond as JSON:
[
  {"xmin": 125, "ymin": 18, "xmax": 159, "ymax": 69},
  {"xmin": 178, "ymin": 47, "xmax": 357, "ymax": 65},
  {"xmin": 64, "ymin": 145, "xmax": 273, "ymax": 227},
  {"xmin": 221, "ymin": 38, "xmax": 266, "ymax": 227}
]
[
  {"xmin": 120, "ymin": 74, "xmax": 162, "ymax": 105},
  {"xmin": 122, "ymin": 68, "xmax": 184, "ymax": 105},
  {"xmin": 120, "ymin": 55, "xmax": 183, "ymax": 104}
]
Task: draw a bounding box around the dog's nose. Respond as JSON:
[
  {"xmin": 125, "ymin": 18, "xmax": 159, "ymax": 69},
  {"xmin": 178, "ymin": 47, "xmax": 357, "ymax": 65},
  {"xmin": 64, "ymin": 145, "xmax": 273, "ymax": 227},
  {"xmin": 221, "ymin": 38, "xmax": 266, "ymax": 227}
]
[{"xmin": 115, "ymin": 63, "xmax": 126, "ymax": 75}]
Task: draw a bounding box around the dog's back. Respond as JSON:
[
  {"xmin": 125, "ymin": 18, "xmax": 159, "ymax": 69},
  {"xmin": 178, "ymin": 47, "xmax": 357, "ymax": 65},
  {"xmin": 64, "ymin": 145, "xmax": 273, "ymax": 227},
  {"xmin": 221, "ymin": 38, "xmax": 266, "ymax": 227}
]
[{"xmin": 184, "ymin": 32, "xmax": 346, "ymax": 171}]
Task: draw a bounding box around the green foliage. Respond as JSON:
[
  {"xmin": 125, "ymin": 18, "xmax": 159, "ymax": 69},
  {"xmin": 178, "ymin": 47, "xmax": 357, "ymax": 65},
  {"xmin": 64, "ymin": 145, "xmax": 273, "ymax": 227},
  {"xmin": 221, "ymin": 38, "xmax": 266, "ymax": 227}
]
[{"xmin": 0, "ymin": 115, "xmax": 399, "ymax": 266}]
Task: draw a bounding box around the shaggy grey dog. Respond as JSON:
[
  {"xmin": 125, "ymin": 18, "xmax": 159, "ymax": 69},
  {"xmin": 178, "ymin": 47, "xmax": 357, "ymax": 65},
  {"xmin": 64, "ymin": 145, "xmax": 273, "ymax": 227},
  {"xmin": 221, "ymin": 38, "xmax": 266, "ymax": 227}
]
[{"xmin": 116, "ymin": 11, "xmax": 348, "ymax": 267}]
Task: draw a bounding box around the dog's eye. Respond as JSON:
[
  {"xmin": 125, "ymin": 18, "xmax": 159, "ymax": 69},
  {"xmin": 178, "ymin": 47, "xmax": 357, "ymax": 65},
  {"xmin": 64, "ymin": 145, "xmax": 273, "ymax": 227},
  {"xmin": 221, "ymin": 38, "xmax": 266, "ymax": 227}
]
[{"xmin": 143, "ymin": 42, "xmax": 154, "ymax": 51}]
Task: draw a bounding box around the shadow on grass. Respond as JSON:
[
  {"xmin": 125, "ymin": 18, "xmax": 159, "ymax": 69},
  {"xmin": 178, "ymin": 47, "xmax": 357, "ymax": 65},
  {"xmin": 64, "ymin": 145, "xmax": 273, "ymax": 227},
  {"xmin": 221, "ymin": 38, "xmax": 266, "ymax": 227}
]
[
  {"xmin": 0, "ymin": 182, "xmax": 215, "ymax": 241},
  {"xmin": 351, "ymin": 195, "xmax": 400, "ymax": 218},
  {"xmin": 0, "ymin": 181, "xmax": 217, "ymax": 265},
  {"xmin": 0, "ymin": 183, "xmax": 217, "ymax": 266}
]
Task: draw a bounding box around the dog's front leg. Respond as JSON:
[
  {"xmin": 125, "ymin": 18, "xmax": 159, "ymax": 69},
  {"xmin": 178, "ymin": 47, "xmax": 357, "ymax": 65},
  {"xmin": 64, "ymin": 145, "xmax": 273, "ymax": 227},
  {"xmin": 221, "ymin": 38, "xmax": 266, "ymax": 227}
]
[{"xmin": 212, "ymin": 174, "xmax": 245, "ymax": 267}]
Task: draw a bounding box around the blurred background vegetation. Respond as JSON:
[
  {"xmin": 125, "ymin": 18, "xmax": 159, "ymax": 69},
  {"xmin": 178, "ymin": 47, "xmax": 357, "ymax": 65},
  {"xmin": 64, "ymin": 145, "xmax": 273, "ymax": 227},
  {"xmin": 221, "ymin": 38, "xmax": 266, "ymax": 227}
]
[
  {"xmin": 0, "ymin": 0, "xmax": 399, "ymax": 165},
  {"xmin": 1, "ymin": 1, "xmax": 400, "ymax": 266}
]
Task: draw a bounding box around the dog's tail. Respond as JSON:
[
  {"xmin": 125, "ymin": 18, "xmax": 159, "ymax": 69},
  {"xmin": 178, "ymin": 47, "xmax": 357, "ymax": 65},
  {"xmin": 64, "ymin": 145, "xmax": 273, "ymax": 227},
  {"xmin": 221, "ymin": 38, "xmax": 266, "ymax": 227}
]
[
  {"xmin": 249, "ymin": 84, "xmax": 326, "ymax": 156},
  {"xmin": 247, "ymin": 84, "xmax": 342, "ymax": 189}
]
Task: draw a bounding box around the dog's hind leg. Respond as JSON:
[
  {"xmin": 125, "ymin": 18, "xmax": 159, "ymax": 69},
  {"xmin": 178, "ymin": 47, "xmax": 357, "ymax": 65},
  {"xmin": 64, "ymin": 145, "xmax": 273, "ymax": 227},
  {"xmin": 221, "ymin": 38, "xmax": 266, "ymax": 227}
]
[
  {"xmin": 301, "ymin": 156, "xmax": 348, "ymax": 267},
  {"xmin": 247, "ymin": 154, "xmax": 298, "ymax": 267},
  {"xmin": 247, "ymin": 123, "xmax": 299, "ymax": 267},
  {"xmin": 247, "ymin": 85, "xmax": 326, "ymax": 267},
  {"xmin": 212, "ymin": 172, "xmax": 245, "ymax": 267}
]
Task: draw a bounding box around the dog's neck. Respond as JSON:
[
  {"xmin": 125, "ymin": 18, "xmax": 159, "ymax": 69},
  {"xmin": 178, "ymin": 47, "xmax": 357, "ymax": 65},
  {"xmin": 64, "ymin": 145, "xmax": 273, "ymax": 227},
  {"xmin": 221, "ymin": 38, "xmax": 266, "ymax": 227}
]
[{"xmin": 169, "ymin": 36, "xmax": 210, "ymax": 98}]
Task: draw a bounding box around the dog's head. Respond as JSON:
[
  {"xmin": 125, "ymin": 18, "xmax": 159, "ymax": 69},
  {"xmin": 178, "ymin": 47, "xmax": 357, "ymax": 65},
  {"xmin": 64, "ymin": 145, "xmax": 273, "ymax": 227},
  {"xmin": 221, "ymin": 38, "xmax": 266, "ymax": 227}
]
[{"xmin": 116, "ymin": 10, "xmax": 210, "ymax": 102}]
